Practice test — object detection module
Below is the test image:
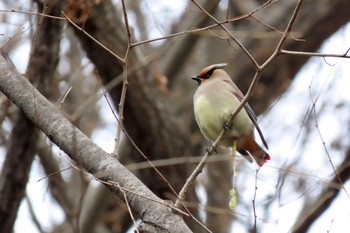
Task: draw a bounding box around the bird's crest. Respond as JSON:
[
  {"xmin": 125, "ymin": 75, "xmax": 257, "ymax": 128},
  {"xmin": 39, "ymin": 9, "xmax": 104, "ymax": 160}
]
[{"xmin": 197, "ymin": 63, "xmax": 227, "ymax": 79}]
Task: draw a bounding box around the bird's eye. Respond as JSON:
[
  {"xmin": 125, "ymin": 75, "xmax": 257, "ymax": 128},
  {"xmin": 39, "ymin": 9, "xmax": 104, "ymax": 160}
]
[{"xmin": 204, "ymin": 69, "xmax": 214, "ymax": 79}]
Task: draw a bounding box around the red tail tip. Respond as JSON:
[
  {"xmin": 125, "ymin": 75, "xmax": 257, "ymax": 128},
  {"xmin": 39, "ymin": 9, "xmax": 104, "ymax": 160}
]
[{"xmin": 258, "ymin": 154, "xmax": 271, "ymax": 167}]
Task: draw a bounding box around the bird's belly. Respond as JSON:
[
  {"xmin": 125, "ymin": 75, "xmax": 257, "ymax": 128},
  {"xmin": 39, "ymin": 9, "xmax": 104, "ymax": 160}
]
[
  {"xmin": 194, "ymin": 96, "xmax": 223, "ymax": 141},
  {"xmin": 194, "ymin": 95, "xmax": 252, "ymax": 147}
]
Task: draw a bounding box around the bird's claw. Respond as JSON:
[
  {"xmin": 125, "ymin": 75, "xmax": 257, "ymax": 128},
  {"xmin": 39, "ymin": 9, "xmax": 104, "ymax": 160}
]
[
  {"xmin": 223, "ymin": 122, "xmax": 232, "ymax": 130},
  {"xmin": 206, "ymin": 146, "xmax": 217, "ymax": 154}
]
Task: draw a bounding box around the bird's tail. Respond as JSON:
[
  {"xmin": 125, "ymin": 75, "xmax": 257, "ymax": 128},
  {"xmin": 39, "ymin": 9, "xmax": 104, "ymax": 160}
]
[{"xmin": 239, "ymin": 136, "xmax": 270, "ymax": 167}]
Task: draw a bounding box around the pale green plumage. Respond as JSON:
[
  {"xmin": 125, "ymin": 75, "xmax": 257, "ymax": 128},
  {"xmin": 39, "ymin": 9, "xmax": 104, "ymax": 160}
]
[
  {"xmin": 191, "ymin": 64, "xmax": 270, "ymax": 167},
  {"xmin": 193, "ymin": 73, "xmax": 253, "ymax": 148}
]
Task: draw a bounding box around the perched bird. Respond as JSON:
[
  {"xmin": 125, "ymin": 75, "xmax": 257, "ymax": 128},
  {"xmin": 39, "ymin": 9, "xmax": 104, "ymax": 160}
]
[{"xmin": 191, "ymin": 63, "xmax": 270, "ymax": 167}]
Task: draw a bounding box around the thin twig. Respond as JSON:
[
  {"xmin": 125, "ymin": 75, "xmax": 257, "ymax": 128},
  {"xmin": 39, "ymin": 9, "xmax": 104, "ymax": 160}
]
[
  {"xmin": 26, "ymin": 0, "xmax": 47, "ymax": 128},
  {"xmin": 101, "ymin": 181, "xmax": 189, "ymax": 216},
  {"xmin": 225, "ymin": 0, "xmax": 230, "ymax": 21},
  {"xmin": 121, "ymin": 0, "xmax": 132, "ymax": 47},
  {"xmin": 95, "ymin": 70, "xmax": 119, "ymax": 121},
  {"xmin": 37, "ymin": 166, "xmax": 73, "ymax": 182},
  {"xmin": 75, "ymin": 173, "xmax": 89, "ymax": 233},
  {"xmin": 26, "ymin": 2, "xmax": 46, "ymax": 79},
  {"xmin": 125, "ymin": 154, "xmax": 234, "ymax": 171},
  {"xmin": 275, "ymin": 0, "xmax": 304, "ymax": 51},
  {"xmin": 262, "ymin": 0, "xmax": 305, "ymax": 67},
  {"xmin": 281, "ymin": 49, "xmax": 350, "ymax": 58},
  {"xmin": 63, "ymin": 142, "xmax": 234, "ymax": 230},
  {"xmin": 69, "ymin": 51, "xmax": 164, "ymax": 121},
  {"xmin": 58, "ymin": 150, "xmax": 196, "ymax": 223},
  {"xmin": 121, "ymin": 11, "xmax": 131, "ymax": 62},
  {"xmin": 252, "ymin": 169, "xmax": 260, "ymax": 233},
  {"xmin": 0, "ymin": 9, "xmax": 65, "ymax": 19},
  {"xmin": 308, "ymin": 86, "xmax": 350, "ymax": 199},
  {"xmin": 94, "ymin": 70, "xmax": 123, "ymax": 156},
  {"xmin": 268, "ymin": 164, "xmax": 344, "ymax": 190},
  {"xmin": 118, "ymin": 183, "xmax": 140, "ymax": 233},
  {"xmin": 175, "ymin": 149, "xmax": 213, "ymax": 208},
  {"xmin": 109, "ymin": 180, "xmax": 212, "ymax": 232},
  {"xmin": 58, "ymin": 86, "xmax": 72, "ymax": 109},
  {"xmin": 131, "ymin": 0, "xmax": 276, "ymax": 48},
  {"xmin": 62, "ymin": 11, "xmax": 124, "ymax": 63},
  {"xmin": 191, "ymin": 0, "xmax": 259, "ymax": 67},
  {"xmin": 25, "ymin": 193, "xmax": 45, "ymax": 233},
  {"xmin": 113, "ymin": 0, "xmax": 131, "ymax": 157},
  {"xmin": 249, "ymin": 15, "xmax": 304, "ymax": 41},
  {"xmin": 327, "ymin": 219, "xmax": 334, "ymax": 233},
  {"xmin": 344, "ymin": 47, "xmax": 350, "ymax": 56},
  {"xmin": 81, "ymin": 0, "xmax": 95, "ymax": 30},
  {"xmin": 113, "ymin": 129, "xmax": 212, "ymax": 232},
  {"xmin": 114, "ymin": 64, "xmax": 128, "ymax": 157}
]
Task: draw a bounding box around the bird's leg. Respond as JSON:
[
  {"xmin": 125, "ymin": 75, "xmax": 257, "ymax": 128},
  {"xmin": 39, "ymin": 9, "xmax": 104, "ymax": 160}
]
[
  {"xmin": 229, "ymin": 138, "xmax": 238, "ymax": 209},
  {"xmin": 232, "ymin": 139, "xmax": 237, "ymax": 156},
  {"xmin": 232, "ymin": 139, "xmax": 238, "ymax": 175},
  {"xmin": 206, "ymin": 145, "xmax": 217, "ymax": 154}
]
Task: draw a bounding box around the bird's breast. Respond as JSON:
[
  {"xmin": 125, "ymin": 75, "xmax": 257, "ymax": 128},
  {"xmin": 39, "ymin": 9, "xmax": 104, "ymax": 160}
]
[
  {"xmin": 193, "ymin": 90, "xmax": 253, "ymax": 146},
  {"xmin": 194, "ymin": 94, "xmax": 230, "ymax": 141}
]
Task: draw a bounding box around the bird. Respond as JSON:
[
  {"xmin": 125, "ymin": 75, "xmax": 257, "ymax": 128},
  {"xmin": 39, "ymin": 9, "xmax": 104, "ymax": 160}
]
[{"xmin": 191, "ymin": 63, "xmax": 270, "ymax": 167}]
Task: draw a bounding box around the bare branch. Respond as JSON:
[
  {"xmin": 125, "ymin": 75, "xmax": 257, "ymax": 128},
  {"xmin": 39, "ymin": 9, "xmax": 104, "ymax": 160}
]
[
  {"xmin": 62, "ymin": 11, "xmax": 125, "ymax": 63},
  {"xmin": 308, "ymin": 86, "xmax": 350, "ymax": 198},
  {"xmin": 190, "ymin": 0, "xmax": 259, "ymax": 67},
  {"xmin": 0, "ymin": 9, "xmax": 65, "ymax": 19},
  {"xmin": 280, "ymin": 49, "xmax": 350, "ymax": 58},
  {"xmin": 252, "ymin": 169, "xmax": 260, "ymax": 233}
]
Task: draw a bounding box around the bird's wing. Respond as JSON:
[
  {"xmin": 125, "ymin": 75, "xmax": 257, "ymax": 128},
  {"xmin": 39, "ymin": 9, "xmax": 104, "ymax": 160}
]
[
  {"xmin": 225, "ymin": 80, "xmax": 269, "ymax": 149},
  {"xmin": 243, "ymin": 104, "xmax": 269, "ymax": 149}
]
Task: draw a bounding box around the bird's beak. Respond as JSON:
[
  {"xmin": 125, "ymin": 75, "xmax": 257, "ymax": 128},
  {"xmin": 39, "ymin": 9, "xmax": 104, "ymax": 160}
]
[
  {"xmin": 191, "ymin": 76, "xmax": 200, "ymax": 81},
  {"xmin": 191, "ymin": 76, "xmax": 202, "ymax": 85}
]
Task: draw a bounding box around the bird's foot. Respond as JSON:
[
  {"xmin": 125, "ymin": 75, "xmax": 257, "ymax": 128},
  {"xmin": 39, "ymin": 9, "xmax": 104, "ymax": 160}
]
[
  {"xmin": 223, "ymin": 122, "xmax": 232, "ymax": 130},
  {"xmin": 206, "ymin": 146, "xmax": 217, "ymax": 154}
]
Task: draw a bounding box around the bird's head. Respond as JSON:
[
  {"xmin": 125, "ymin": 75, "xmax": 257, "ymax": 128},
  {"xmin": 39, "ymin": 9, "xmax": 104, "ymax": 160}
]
[{"xmin": 191, "ymin": 63, "xmax": 227, "ymax": 85}]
